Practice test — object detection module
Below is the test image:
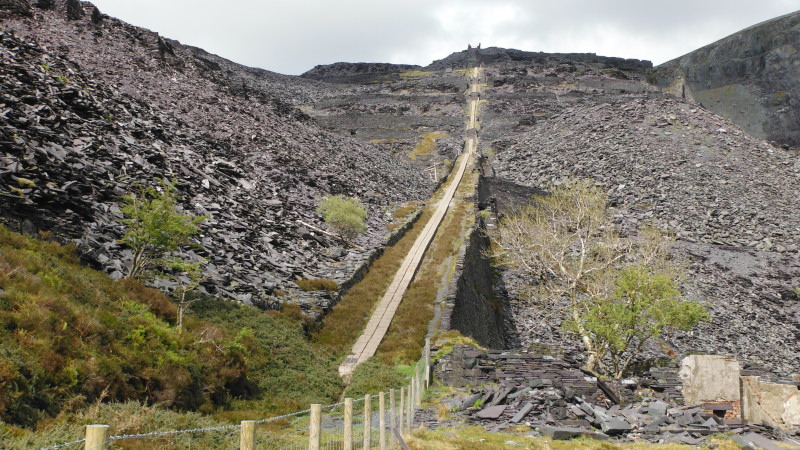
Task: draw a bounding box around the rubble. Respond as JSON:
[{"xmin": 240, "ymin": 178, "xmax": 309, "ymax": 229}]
[{"xmin": 424, "ymin": 346, "xmax": 800, "ymax": 445}]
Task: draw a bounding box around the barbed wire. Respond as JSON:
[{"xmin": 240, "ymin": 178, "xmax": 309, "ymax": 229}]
[
  {"xmin": 41, "ymin": 437, "xmax": 85, "ymax": 449},
  {"xmin": 107, "ymin": 423, "xmax": 241, "ymax": 443}
]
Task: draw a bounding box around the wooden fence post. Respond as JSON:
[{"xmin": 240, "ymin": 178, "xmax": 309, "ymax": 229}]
[
  {"xmin": 389, "ymin": 389, "xmax": 396, "ymax": 445},
  {"xmin": 379, "ymin": 392, "xmax": 386, "ymax": 450},
  {"xmin": 309, "ymin": 404, "xmax": 321, "ymax": 450},
  {"xmin": 399, "ymin": 387, "xmax": 405, "ymax": 436},
  {"xmin": 344, "ymin": 398, "xmax": 353, "ymax": 450},
  {"xmin": 416, "ymin": 370, "xmax": 420, "ymax": 405},
  {"xmin": 240, "ymin": 420, "xmax": 256, "ymax": 450},
  {"xmin": 85, "ymin": 424, "xmax": 109, "ymax": 450},
  {"xmin": 363, "ymin": 394, "xmax": 371, "ymax": 449},
  {"xmin": 425, "ymin": 338, "xmax": 431, "ymax": 388},
  {"xmin": 406, "ymin": 383, "xmax": 413, "ymax": 432}
]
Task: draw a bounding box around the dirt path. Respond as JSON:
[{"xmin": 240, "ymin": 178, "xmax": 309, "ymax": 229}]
[{"xmin": 339, "ymin": 67, "xmax": 481, "ymax": 377}]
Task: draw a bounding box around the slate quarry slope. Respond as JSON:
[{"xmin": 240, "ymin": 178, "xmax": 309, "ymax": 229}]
[
  {"xmin": 299, "ymin": 63, "xmax": 468, "ymax": 175},
  {"xmin": 0, "ymin": 1, "xmax": 432, "ymax": 310},
  {"xmin": 483, "ymin": 57, "xmax": 800, "ymax": 376},
  {"xmin": 651, "ymin": 10, "xmax": 800, "ymax": 149}
]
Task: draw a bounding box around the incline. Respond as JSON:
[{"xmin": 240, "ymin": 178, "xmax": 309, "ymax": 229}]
[{"xmin": 339, "ymin": 67, "xmax": 482, "ymax": 377}]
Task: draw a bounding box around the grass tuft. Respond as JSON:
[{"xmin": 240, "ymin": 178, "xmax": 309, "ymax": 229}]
[
  {"xmin": 410, "ymin": 131, "xmax": 448, "ymax": 160},
  {"xmin": 296, "ymin": 278, "xmax": 338, "ymax": 292}
]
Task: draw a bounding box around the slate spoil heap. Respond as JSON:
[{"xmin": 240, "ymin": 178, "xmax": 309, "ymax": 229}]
[
  {"xmin": 481, "ymin": 50, "xmax": 800, "ymax": 377},
  {"xmin": 425, "ymin": 347, "xmax": 800, "ymax": 446},
  {"xmin": 0, "ymin": 11, "xmax": 431, "ymax": 313}
]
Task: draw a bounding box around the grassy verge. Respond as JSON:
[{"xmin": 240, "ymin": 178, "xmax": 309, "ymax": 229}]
[
  {"xmin": 405, "ymin": 425, "xmax": 720, "ymax": 449},
  {"xmin": 310, "ymin": 153, "xmax": 468, "ymax": 358},
  {"xmin": 376, "ymin": 161, "xmax": 478, "ymax": 365},
  {"xmin": 309, "ymin": 208, "xmax": 432, "ymax": 356},
  {"xmin": 400, "ymin": 70, "xmax": 435, "ymax": 78}
]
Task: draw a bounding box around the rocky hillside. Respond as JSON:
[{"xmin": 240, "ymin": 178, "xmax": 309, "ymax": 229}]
[
  {"xmin": 427, "ymin": 46, "xmax": 652, "ymax": 72},
  {"xmin": 481, "ymin": 51, "xmax": 800, "ymax": 376},
  {"xmin": 651, "ymin": 10, "xmax": 800, "ymax": 149},
  {"xmin": 299, "ymin": 64, "xmax": 469, "ymax": 175},
  {"xmin": 0, "ymin": 0, "xmax": 433, "ymax": 312}
]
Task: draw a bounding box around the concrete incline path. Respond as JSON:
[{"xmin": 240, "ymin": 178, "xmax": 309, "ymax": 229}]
[{"xmin": 339, "ymin": 67, "xmax": 481, "ymax": 377}]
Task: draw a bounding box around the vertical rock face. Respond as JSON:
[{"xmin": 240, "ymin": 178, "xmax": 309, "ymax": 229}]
[{"xmin": 651, "ymin": 11, "xmax": 800, "ymax": 149}]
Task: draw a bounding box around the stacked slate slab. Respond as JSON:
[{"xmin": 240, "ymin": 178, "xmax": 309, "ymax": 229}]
[{"xmin": 429, "ymin": 346, "xmax": 798, "ymax": 445}]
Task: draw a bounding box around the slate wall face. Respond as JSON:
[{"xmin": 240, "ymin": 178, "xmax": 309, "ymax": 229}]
[{"xmin": 448, "ymin": 225, "xmax": 508, "ymax": 348}]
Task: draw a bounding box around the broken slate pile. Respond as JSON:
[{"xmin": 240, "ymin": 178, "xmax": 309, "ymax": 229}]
[
  {"xmin": 0, "ymin": 19, "xmax": 431, "ymax": 313},
  {"xmin": 478, "ymin": 54, "xmax": 800, "ymax": 377},
  {"xmin": 426, "ymin": 346, "xmax": 798, "ymax": 445}
]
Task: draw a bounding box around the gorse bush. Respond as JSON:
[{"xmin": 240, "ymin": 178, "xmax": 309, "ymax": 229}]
[
  {"xmin": 0, "ymin": 226, "xmax": 251, "ymax": 427},
  {"xmin": 343, "ymin": 358, "xmax": 408, "ymax": 399},
  {"xmin": 190, "ymin": 299, "xmax": 342, "ymax": 413}
]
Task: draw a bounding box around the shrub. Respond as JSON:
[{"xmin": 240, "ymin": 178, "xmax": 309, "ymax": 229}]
[
  {"xmin": 343, "ymin": 358, "xmax": 408, "ymax": 399},
  {"xmin": 0, "ymin": 226, "xmax": 249, "ymax": 427},
  {"xmin": 190, "ymin": 299, "xmax": 342, "ymax": 411},
  {"xmin": 317, "ymin": 195, "xmax": 367, "ymax": 244},
  {"xmin": 493, "ymin": 180, "xmax": 707, "ymax": 377}
]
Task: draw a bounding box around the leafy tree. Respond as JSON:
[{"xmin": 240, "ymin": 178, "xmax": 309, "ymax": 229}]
[
  {"xmin": 492, "ymin": 180, "xmax": 707, "ymax": 377},
  {"xmin": 119, "ymin": 180, "xmax": 204, "ymax": 280},
  {"xmin": 317, "ymin": 194, "xmax": 367, "ymax": 244},
  {"xmin": 565, "ymin": 265, "xmax": 708, "ymax": 378}
]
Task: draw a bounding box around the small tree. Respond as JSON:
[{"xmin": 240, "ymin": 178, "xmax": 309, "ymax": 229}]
[
  {"xmin": 167, "ymin": 258, "xmax": 206, "ymax": 333},
  {"xmin": 119, "ymin": 180, "xmax": 205, "ymax": 280},
  {"xmin": 493, "ymin": 180, "xmax": 707, "ymax": 377},
  {"xmin": 566, "ymin": 265, "xmax": 708, "ymax": 378},
  {"xmin": 317, "ymin": 194, "xmax": 367, "ymax": 244}
]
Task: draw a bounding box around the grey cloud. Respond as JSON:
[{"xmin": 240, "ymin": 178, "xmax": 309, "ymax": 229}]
[{"xmin": 91, "ymin": 0, "xmax": 798, "ymax": 74}]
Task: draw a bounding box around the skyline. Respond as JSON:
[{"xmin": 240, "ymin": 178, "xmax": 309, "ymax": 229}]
[{"xmin": 89, "ymin": 1, "xmax": 799, "ymax": 75}]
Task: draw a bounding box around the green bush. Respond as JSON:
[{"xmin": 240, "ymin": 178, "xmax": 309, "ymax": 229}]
[
  {"xmin": 118, "ymin": 179, "xmax": 204, "ymax": 280},
  {"xmin": 343, "ymin": 358, "xmax": 408, "ymax": 399},
  {"xmin": 190, "ymin": 299, "xmax": 342, "ymax": 412},
  {"xmin": 317, "ymin": 195, "xmax": 367, "ymax": 244}
]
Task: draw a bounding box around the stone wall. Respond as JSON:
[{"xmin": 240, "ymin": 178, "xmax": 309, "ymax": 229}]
[
  {"xmin": 742, "ymin": 376, "xmax": 800, "ymax": 429},
  {"xmin": 433, "ymin": 171, "xmax": 517, "ymax": 348},
  {"xmin": 435, "ymin": 346, "xmax": 603, "ymax": 402},
  {"xmin": 442, "ymin": 224, "xmax": 509, "ymax": 348}
]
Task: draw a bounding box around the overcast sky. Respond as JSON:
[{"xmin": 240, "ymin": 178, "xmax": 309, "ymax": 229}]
[{"xmin": 90, "ymin": 0, "xmax": 799, "ymax": 75}]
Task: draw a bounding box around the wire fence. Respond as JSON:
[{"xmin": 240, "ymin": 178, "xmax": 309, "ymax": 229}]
[{"xmin": 42, "ymin": 340, "xmax": 431, "ymax": 450}]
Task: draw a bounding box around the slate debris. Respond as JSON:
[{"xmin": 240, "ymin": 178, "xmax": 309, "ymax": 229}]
[
  {"xmin": 0, "ymin": 23, "xmax": 432, "ymax": 315},
  {"xmin": 427, "ymin": 346, "xmax": 799, "ymax": 444},
  {"xmin": 481, "ymin": 59, "xmax": 800, "ymax": 377},
  {"xmin": 429, "ymin": 382, "xmax": 796, "ymax": 445}
]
